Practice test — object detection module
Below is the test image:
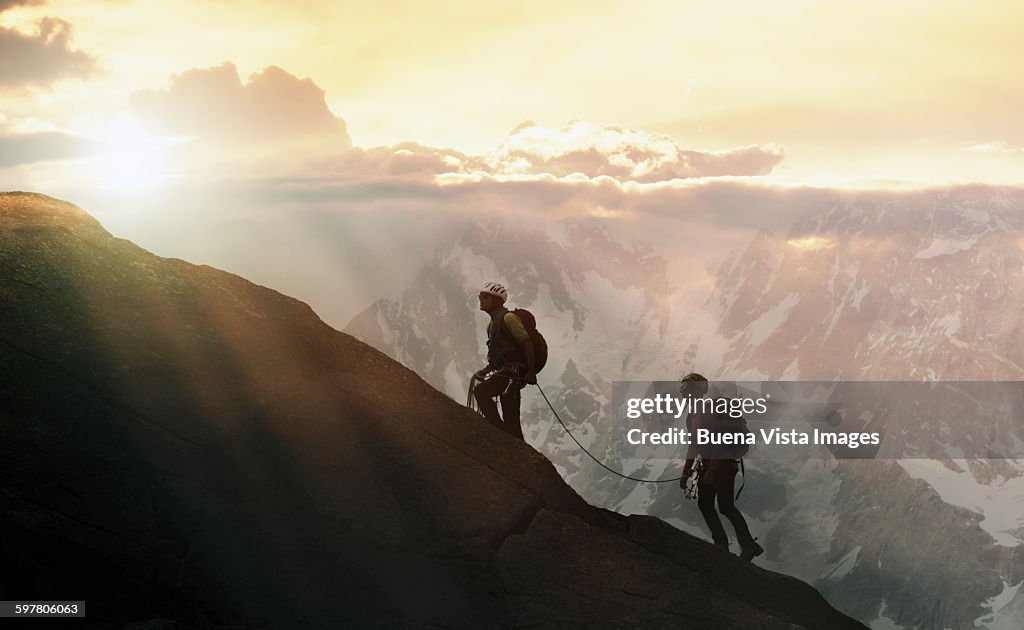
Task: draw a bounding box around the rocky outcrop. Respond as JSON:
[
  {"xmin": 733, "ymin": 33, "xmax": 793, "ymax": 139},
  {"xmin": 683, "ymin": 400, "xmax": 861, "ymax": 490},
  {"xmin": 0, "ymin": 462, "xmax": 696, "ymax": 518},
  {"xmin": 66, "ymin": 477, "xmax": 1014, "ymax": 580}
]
[{"xmin": 0, "ymin": 192, "xmax": 863, "ymax": 628}]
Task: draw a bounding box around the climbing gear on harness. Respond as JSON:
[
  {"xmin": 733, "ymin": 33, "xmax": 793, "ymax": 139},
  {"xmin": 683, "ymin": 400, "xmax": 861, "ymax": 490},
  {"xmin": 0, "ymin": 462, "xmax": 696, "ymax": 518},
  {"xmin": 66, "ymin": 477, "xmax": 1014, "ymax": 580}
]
[
  {"xmin": 683, "ymin": 461, "xmax": 702, "ymax": 499},
  {"xmin": 468, "ymin": 366, "xmax": 524, "ymax": 413},
  {"xmin": 684, "ymin": 458, "xmax": 747, "ymax": 502}
]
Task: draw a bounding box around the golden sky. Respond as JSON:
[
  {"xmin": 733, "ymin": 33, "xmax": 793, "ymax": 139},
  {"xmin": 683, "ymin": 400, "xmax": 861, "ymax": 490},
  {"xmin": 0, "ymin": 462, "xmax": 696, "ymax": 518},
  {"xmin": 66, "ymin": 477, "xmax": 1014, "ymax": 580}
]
[
  {"xmin": 2, "ymin": 0, "xmax": 1023, "ymax": 185},
  {"xmin": 3, "ymin": 0, "xmax": 1024, "ymax": 328}
]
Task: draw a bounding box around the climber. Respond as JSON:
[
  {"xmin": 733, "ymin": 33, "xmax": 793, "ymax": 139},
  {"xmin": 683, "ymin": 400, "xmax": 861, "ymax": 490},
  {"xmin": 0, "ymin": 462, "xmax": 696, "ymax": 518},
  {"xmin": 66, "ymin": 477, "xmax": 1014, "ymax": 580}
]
[
  {"xmin": 680, "ymin": 372, "xmax": 764, "ymax": 561},
  {"xmin": 472, "ymin": 282, "xmax": 537, "ymax": 440}
]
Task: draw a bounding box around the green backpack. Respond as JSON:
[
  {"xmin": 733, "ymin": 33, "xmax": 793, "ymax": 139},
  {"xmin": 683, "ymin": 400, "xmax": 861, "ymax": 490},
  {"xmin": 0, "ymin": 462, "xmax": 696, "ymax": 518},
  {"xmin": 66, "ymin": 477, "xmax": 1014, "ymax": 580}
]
[{"xmin": 500, "ymin": 308, "xmax": 549, "ymax": 372}]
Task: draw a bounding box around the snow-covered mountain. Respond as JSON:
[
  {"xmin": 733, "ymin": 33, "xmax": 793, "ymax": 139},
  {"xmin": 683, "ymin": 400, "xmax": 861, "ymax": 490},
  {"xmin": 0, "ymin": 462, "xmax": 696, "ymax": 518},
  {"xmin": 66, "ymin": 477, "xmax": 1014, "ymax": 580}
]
[
  {"xmin": 703, "ymin": 186, "xmax": 1024, "ymax": 381},
  {"xmin": 346, "ymin": 186, "xmax": 1024, "ymax": 630}
]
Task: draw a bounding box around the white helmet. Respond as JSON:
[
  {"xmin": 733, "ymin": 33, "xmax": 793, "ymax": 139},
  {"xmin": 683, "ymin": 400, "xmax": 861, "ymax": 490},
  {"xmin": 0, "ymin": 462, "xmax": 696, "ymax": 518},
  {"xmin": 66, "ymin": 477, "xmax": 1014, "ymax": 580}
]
[{"xmin": 480, "ymin": 281, "xmax": 508, "ymax": 302}]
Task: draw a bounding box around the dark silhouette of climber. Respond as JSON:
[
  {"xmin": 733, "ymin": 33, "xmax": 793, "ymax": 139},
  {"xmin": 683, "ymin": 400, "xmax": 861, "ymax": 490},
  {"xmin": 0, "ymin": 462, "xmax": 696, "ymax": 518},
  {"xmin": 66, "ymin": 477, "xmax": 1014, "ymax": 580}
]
[
  {"xmin": 473, "ymin": 282, "xmax": 536, "ymax": 440},
  {"xmin": 680, "ymin": 372, "xmax": 763, "ymax": 561}
]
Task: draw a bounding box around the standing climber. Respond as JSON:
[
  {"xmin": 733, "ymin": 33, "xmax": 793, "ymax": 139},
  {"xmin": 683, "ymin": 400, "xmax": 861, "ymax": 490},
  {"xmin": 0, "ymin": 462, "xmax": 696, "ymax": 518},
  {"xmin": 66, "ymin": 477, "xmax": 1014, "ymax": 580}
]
[
  {"xmin": 680, "ymin": 372, "xmax": 764, "ymax": 561},
  {"xmin": 472, "ymin": 282, "xmax": 537, "ymax": 440}
]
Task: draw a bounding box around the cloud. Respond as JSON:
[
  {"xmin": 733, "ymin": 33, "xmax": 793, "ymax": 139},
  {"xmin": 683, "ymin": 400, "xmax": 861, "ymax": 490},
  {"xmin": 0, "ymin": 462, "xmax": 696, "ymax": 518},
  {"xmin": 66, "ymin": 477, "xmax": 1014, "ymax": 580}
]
[
  {"xmin": 678, "ymin": 145, "xmax": 785, "ymax": 178},
  {"xmin": 305, "ymin": 120, "xmax": 783, "ymax": 189},
  {"xmin": 119, "ymin": 106, "xmax": 800, "ymax": 229},
  {"xmin": 963, "ymin": 141, "xmax": 1022, "ymax": 154},
  {"xmin": 482, "ymin": 121, "xmax": 783, "ymax": 182},
  {"xmin": 0, "ymin": 130, "xmax": 100, "ymax": 167},
  {"xmin": 0, "ymin": 1, "xmax": 44, "ymax": 11},
  {"xmin": 0, "ymin": 16, "xmax": 96, "ymax": 89},
  {"xmin": 241, "ymin": 166, "xmax": 836, "ymax": 239},
  {"xmin": 0, "ymin": 61, "xmax": 352, "ymax": 172},
  {"xmin": 130, "ymin": 62, "xmax": 351, "ymax": 150},
  {"xmin": 311, "ymin": 142, "xmax": 486, "ymax": 182}
]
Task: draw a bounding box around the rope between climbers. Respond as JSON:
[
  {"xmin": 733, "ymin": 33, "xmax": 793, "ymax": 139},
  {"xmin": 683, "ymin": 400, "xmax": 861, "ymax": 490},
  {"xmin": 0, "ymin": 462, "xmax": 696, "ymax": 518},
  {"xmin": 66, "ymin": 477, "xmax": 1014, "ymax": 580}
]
[{"xmin": 468, "ymin": 375, "xmax": 684, "ymax": 484}]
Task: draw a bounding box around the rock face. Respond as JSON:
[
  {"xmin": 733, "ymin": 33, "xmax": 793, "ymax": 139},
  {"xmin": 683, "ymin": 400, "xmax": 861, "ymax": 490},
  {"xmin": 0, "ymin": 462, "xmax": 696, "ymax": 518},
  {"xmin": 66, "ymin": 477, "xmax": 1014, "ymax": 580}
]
[{"xmin": 0, "ymin": 192, "xmax": 863, "ymax": 628}]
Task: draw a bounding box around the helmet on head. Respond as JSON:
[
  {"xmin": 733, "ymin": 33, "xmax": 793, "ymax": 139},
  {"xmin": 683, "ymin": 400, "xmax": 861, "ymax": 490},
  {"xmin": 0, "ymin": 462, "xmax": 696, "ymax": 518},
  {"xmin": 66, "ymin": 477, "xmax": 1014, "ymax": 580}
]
[
  {"xmin": 680, "ymin": 372, "xmax": 709, "ymax": 396},
  {"xmin": 480, "ymin": 282, "xmax": 508, "ymax": 302}
]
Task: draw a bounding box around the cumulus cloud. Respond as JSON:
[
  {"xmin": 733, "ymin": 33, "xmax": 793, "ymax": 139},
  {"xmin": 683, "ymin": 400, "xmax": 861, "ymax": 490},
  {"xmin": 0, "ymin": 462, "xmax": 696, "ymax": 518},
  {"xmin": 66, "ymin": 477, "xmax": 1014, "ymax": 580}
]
[
  {"xmin": 130, "ymin": 62, "xmax": 351, "ymax": 149},
  {"xmin": 313, "ymin": 142, "xmax": 485, "ymax": 182},
  {"xmin": 288, "ymin": 120, "xmax": 794, "ymax": 229},
  {"xmin": 311, "ymin": 120, "xmax": 783, "ymax": 189},
  {"xmin": 481, "ymin": 120, "xmax": 783, "ymax": 182},
  {"xmin": 185, "ymin": 115, "xmax": 799, "ymax": 236},
  {"xmin": 0, "ymin": 1, "xmax": 43, "ymax": 11},
  {"xmin": 0, "ymin": 16, "xmax": 96, "ymax": 88}
]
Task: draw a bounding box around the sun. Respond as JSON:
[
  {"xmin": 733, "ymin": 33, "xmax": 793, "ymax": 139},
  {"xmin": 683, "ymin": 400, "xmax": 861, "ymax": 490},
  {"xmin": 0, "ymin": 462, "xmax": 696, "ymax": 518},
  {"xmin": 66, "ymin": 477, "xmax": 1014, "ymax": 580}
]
[{"xmin": 92, "ymin": 114, "xmax": 167, "ymax": 192}]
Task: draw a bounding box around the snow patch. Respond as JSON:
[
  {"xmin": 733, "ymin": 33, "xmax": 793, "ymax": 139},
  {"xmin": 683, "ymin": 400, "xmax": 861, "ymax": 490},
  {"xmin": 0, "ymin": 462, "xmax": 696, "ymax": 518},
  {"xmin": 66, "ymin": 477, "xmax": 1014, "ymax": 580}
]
[
  {"xmin": 442, "ymin": 359, "xmax": 464, "ymax": 400},
  {"xmin": 821, "ymin": 546, "xmax": 861, "ymax": 580},
  {"xmin": 975, "ymin": 580, "xmax": 1024, "ymax": 629},
  {"xmin": 898, "ymin": 459, "xmax": 1024, "ymax": 547},
  {"xmin": 870, "ymin": 600, "xmax": 907, "ymax": 630},
  {"xmin": 915, "ymin": 236, "xmax": 979, "ymax": 260},
  {"xmin": 442, "ymin": 244, "xmax": 501, "ymax": 286},
  {"xmin": 850, "ymin": 281, "xmax": 870, "ymax": 311},
  {"xmin": 745, "ymin": 292, "xmax": 800, "ymax": 347}
]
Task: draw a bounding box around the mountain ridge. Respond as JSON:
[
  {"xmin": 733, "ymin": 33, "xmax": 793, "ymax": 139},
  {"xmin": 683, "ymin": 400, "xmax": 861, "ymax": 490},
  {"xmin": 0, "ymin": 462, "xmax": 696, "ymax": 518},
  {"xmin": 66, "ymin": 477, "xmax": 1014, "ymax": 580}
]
[{"xmin": 0, "ymin": 192, "xmax": 863, "ymax": 628}]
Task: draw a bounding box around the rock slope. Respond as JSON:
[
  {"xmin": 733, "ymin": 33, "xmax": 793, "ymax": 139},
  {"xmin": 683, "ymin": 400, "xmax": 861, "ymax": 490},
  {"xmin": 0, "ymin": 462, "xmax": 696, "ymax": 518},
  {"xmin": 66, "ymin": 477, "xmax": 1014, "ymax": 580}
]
[{"xmin": 0, "ymin": 192, "xmax": 863, "ymax": 629}]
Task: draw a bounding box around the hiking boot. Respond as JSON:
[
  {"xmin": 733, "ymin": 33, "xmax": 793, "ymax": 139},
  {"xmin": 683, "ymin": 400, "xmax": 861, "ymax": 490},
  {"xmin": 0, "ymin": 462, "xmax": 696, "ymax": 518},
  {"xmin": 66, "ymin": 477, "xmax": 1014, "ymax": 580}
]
[{"xmin": 740, "ymin": 540, "xmax": 764, "ymax": 561}]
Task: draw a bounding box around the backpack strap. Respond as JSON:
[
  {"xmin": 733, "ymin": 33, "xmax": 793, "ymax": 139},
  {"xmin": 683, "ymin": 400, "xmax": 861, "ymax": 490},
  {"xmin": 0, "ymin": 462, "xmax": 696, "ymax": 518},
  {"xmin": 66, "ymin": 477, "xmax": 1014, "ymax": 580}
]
[
  {"xmin": 498, "ymin": 310, "xmax": 511, "ymax": 341},
  {"xmin": 488, "ymin": 308, "xmax": 508, "ymax": 344}
]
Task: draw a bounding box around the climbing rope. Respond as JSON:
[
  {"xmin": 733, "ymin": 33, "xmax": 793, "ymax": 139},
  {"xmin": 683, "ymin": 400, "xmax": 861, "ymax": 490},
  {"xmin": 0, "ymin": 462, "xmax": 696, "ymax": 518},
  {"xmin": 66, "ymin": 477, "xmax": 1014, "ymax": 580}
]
[{"xmin": 468, "ymin": 374, "xmax": 688, "ymax": 484}]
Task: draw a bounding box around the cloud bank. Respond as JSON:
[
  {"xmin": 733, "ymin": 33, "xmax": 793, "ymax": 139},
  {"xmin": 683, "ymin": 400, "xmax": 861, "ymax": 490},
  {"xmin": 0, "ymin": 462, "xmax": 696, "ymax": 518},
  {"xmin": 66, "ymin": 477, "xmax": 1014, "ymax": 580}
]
[
  {"xmin": 0, "ymin": 16, "xmax": 96, "ymax": 89},
  {"xmin": 0, "ymin": 130, "xmax": 99, "ymax": 166},
  {"xmin": 483, "ymin": 120, "xmax": 783, "ymax": 181},
  {"xmin": 0, "ymin": 1, "xmax": 44, "ymax": 9},
  {"xmin": 309, "ymin": 120, "xmax": 783, "ymax": 185},
  {"xmin": 130, "ymin": 62, "xmax": 351, "ymax": 149}
]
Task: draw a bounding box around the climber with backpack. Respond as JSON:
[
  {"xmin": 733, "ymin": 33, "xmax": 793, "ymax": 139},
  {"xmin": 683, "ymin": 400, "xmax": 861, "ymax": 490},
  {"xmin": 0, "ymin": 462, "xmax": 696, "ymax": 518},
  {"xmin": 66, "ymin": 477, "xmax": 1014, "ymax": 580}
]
[
  {"xmin": 471, "ymin": 281, "xmax": 547, "ymax": 441},
  {"xmin": 679, "ymin": 372, "xmax": 764, "ymax": 561}
]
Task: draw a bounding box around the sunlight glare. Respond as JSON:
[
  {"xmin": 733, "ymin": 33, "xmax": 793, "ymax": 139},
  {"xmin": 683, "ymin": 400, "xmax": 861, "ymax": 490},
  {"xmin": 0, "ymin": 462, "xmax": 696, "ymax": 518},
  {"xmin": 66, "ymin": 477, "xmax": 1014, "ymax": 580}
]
[
  {"xmin": 93, "ymin": 114, "xmax": 166, "ymax": 192},
  {"xmin": 786, "ymin": 236, "xmax": 835, "ymax": 251}
]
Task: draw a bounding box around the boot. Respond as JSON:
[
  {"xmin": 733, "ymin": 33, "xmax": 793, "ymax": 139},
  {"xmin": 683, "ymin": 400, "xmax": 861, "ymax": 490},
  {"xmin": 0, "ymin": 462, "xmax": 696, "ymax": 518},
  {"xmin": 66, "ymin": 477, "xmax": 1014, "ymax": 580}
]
[{"xmin": 740, "ymin": 539, "xmax": 764, "ymax": 561}]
